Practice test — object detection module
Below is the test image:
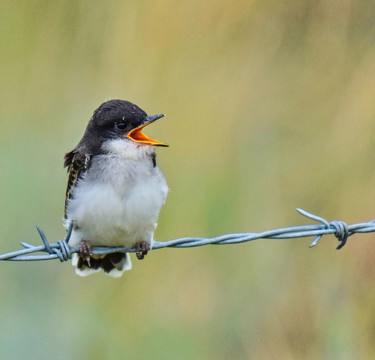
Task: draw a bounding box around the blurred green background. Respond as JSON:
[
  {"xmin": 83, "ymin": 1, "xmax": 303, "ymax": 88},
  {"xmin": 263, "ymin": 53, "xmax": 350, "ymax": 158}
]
[{"xmin": 1, "ymin": 0, "xmax": 375, "ymax": 359}]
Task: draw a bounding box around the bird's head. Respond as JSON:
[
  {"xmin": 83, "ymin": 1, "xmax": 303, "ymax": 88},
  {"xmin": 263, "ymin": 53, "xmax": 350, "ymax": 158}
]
[{"xmin": 85, "ymin": 100, "xmax": 168, "ymax": 149}]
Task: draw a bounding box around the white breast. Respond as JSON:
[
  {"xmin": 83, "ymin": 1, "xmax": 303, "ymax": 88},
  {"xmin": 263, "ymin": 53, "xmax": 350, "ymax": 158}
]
[{"xmin": 65, "ymin": 139, "xmax": 168, "ymax": 249}]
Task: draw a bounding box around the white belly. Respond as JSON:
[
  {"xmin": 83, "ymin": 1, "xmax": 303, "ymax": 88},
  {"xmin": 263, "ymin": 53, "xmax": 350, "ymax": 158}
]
[{"xmin": 65, "ymin": 154, "xmax": 168, "ymax": 249}]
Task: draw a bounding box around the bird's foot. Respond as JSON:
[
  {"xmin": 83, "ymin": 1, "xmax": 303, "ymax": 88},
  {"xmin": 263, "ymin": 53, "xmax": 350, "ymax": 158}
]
[
  {"xmin": 135, "ymin": 242, "xmax": 149, "ymax": 260},
  {"xmin": 79, "ymin": 240, "xmax": 92, "ymax": 267}
]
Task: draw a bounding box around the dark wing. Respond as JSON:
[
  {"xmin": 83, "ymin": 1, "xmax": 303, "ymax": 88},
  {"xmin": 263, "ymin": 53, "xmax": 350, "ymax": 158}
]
[{"xmin": 64, "ymin": 149, "xmax": 91, "ymax": 218}]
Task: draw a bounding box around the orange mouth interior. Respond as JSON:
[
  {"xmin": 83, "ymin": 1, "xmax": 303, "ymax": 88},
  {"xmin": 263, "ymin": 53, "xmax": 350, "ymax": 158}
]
[{"xmin": 127, "ymin": 124, "xmax": 168, "ymax": 147}]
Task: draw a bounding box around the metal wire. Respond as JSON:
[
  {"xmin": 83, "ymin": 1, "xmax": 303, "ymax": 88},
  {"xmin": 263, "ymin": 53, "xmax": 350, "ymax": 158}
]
[{"xmin": 1, "ymin": 208, "xmax": 375, "ymax": 262}]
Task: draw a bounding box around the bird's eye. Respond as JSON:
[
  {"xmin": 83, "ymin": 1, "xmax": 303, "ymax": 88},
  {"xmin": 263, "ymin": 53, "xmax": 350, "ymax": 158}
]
[{"xmin": 115, "ymin": 121, "xmax": 127, "ymax": 131}]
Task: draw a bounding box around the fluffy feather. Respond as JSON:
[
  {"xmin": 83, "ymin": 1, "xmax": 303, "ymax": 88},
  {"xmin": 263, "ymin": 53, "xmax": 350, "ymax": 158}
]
[{"xmin": 64, "ymin": 139, "xmax": 168, "ymax": 277}]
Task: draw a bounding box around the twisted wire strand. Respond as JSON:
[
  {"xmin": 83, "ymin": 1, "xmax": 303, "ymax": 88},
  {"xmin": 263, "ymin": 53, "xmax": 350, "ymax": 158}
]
[{"xmin": 1, "ymin": 208, "xmax": 375, "ymax": 262}]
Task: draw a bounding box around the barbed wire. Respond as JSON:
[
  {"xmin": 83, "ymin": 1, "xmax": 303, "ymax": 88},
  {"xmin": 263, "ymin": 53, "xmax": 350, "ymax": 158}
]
[{"xmin": 1, "ymin": 208, "xmax": 375, "ymax": 262}]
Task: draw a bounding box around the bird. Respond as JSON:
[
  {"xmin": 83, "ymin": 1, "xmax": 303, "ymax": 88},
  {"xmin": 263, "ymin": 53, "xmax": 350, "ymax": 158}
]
[{"xmin": 63, "ymin": 99, "xmax": 168, "ymax": 277}]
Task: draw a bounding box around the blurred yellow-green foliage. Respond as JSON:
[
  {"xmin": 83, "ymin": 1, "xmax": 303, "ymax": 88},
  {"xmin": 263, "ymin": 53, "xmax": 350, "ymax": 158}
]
[{"xmin": 1, "ymin": 1, "xmax": 375, "ymax": 359}]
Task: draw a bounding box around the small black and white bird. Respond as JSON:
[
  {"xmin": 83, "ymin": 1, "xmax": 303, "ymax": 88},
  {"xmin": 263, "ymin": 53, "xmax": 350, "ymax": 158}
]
[{"xmin": 63, "ymin": 99, "xmax": 168, "ymax": 277}]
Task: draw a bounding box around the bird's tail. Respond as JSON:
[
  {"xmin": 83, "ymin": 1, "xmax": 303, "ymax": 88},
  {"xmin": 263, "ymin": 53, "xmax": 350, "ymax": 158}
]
[{"xmin": 72, "ymin": 252, "xmax": 132, "ymax": 277}]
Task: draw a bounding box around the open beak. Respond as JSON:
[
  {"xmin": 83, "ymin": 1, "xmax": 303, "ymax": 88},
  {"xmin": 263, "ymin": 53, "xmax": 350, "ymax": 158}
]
[{"xmin": 126, "ymin": 114, "xmax": 168, "ymax": 147}]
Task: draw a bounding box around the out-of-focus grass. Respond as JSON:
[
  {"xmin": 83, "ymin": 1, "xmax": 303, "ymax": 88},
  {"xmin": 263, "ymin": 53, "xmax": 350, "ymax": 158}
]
[{"xmin": 1, "ymin": 1, "xmax": 375, "ymax": 359}]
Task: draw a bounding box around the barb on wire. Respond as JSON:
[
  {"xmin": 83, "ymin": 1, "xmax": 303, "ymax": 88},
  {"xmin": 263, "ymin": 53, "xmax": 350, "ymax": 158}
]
[{"xmin": 1, "ymin": 209, "xmax": 375, "ymax": 262}]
